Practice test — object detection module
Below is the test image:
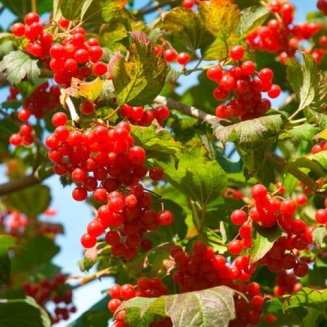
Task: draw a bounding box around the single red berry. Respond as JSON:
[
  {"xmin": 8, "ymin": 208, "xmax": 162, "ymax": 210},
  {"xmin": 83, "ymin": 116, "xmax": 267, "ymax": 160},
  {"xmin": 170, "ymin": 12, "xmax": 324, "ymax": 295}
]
[
  {"xmin": 241, "ymin": 61, "xmax": 256, "ymax": 75},
  {"xmin": 80, "ymin": 233, "xmax": 96, "ymax": 248},
  {"xmin": 52, "ymin": 112, "xmax": 68, "ymax": 127},
  {"xmin": 163, "ymin": 49, "xmax": 177, "ymax": 62},
  {"xmin": 259, "ymin": 68, "xmax": 274, "ymax": 82},
  {"xmin": 24, "ymin": 12, "xmax": 40, "ymax": 25},
  {"xmin": 93, "ymin": 62, "xmax": 107, "ymax": 76},
  {"xmin": 231, "ymin": 209, "xmax": 247, "ymax": 225},
  {"xmin": 268, "ymin": 84, "xmax": 281, "ymax": 98},
  {"xmin": 207, "ymin": 66, "xmax": 222, "ymax": 82},
  {"xmin": 108, "ymin": 298, "xmax": 121, "ymax": 312},
  {"xmin": 149, "ymin": 167, "xmax": 164, "ymax": 181},
  {"xmin": 109, "ymin": 284, "xmax": 122, "ymax": 299},
  {"xmin": 230, "ymin": 45, "xmax": 245, "ymax": 60},
  {"xmin": 228, "ymin": 240, "xmax": 243, "ymax": 255},
  {"xmin": 11, "ymin": 23, "xmax": 25, "ymax": 36},
  {"xmin": 315, "ymin": 208, "xmax": 327, "ymax": 224},
  {"xmin": 157, "ymin": 210, "xmax": 174, "ymax": 226},
  {"xmin": 177, "ymin": 52, "xmax": 190, "ymax": 65}
]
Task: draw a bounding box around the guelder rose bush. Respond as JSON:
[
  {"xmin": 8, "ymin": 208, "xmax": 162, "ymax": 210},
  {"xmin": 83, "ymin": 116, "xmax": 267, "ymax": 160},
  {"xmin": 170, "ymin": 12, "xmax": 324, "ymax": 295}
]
[{"xmin": 0, "ymin": 0, "xmax": 326, "ymax": 326}]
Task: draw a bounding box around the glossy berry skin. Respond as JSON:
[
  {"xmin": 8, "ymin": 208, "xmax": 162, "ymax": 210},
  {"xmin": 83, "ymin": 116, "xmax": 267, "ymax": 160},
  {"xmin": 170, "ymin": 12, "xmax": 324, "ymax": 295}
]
[
  {"xmin": 149, "ymin": 167, "xmax": 164, "ymax": 181},
  {"xmin": 231, "ymin": 209, "xmax": 247, "ymax": 225},
  {"xmin": 52, "ymin": 112, "xmax": 68, "ymax": 127},
  {"xmin": 163, "ymin": 49, "xmax": 177, "ymax": 62},
  {"xmin": 108, "ymin": 299, "xmax": 122, "ymax": 312},
  {"xmin": 11, "ymin": 23, "xmax": 25, "ymax": 36},
  {"xmin": 315, "ymin": 209, "xmax": 327, "ymax": 224},
  {"xmin": 24, "ymin": 12, "xmax": 40, "ymax": 25},
  {"xmin": 259, "ymin": 68, "xmax": 273, "ymax": 82},
  {"xmin": 228, "ymin": 240, "xmax": 243, "ymax": 255},
  {"xmin": 80, "ymin": 233, "xmax": 96, "ymax": 248},
  {"xmin": 241, "ymin": 61, "xmax": 256, "ymax": 75},
  {"xmin": 177, "ymin": 52, "xmax": 190, "ymax": 65},
  {"xmin": 207, "ymin": 66, "xmax": 222, "ymax": 82},
  {"xmin": 157, "ymin": 210, "xmax": 173, "ymax": 226},
  {"xmin": 268, "ymin": 84, "xmax": 281, "ymax": 98},
  {"xmin": 230, "ymin": 45, "xmax": 245, "ymax": 60}
]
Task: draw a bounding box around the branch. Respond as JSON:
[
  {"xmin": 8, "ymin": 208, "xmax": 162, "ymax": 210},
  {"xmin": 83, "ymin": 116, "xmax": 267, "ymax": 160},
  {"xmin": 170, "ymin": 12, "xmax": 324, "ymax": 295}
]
[
  {"xmin": 155, "ymin": 96, "xmax": 217, "ymax": 124},
  {"xmin": 135, "ymin": 0, "xmax": 178, "ymax": 18},
  {"xmin": 155, "ymin": 96, "xmax": 326, "ymax": 198},
  {"xmin": 0, "ymin": 172, "xmax": 53, "ymax": 197}
]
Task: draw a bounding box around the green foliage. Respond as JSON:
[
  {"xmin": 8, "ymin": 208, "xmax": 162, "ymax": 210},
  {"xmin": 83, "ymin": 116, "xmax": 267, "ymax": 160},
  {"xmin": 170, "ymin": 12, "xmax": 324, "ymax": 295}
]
[
  {"xmin": 0, "ymin": 297, "xmax": 51, "ymax": 327},
  {"xmin": 109, "ymin": 32, "xmax": 168, "ymax": 106},
  {"xmin": 0, "ymin": 50, "xmax": 40, "ymax": 85},
  {"xmin": 4, "ymin": 185, "xmax": 51, "ymax": 218}
]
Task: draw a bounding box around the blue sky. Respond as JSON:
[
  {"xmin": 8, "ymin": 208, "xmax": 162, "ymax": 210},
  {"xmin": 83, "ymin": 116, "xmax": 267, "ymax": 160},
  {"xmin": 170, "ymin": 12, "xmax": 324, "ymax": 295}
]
[{"xmin": 0, "ymin": 0, "xmax": 318, "ymax": 326}]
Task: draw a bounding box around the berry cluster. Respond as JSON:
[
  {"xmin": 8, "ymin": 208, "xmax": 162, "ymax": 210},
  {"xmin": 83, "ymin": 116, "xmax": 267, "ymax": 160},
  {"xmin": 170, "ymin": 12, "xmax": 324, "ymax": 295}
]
[
  {"xmin": 108, "ymin": 279, "xmax": 169, "ymax": 327},
  {"xmin": 9, "ymin": 108, "xmax": 34, "ymax": 147},
  {"xmin": 312, "ymin": 140, "xmax": 327, "ymax": 154},
  {"xmin": 46, "ymin": 113, "xmax": 173, "ymax": 259},
  {"xmin": 247, "ymin": 1, "xmax": 324, "ymax": 63},
  {"xmin": 121, "ymin": 104, "xmax": 170, "ymax": 126},
  {"xmin": 23, "ymin": 274, "xmax": 76, "ymax": 324},
  {"xmin": 273, "ymin": 270, "xmax": 302, "ymax": 296},
  {"xmin": 170, "ymin": 242, "xmax": 268, "ymax": 326},
  {"xmin": 10, "ymin": 12, "xmax": 106, "ymax": 87},
  {"xmin": 209, "ymin": 46, "xmax": 280, "ymax": 120},
  {"xmin": 154, "ymin": 45, "xmax": 191, "ymax": 65},
  {"xmin": 317, "ymin": 0, "xmax": 327, "ymax": 15}
]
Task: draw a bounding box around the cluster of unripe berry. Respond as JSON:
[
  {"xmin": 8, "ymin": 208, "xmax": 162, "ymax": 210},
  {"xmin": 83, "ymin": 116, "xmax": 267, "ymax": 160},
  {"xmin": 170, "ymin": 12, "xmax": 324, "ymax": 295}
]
[
  {"xmin": 108, "ymin": 279, "xmax": 169, "ymax": 327},
  {"xmin": 247, "ymin": 1, "xmax": 324, "ymax": 63},
  {"xmin": 46, "ymin": 112, "xmax": 173, "ymax": 259},
  {"xmin": 11, "ymin": 13, "xmax": 106, "ymax": 87},
  {"xmin": 22, "ymin": 274, "xmax": 76, "ymax": 324},
  {"xmin": 121, "ymin": 104, "xmax": 170, "ymax": 126},
  {"xmin": 208, "ymin": 45, "xmax": 280, "ymax": 120}
]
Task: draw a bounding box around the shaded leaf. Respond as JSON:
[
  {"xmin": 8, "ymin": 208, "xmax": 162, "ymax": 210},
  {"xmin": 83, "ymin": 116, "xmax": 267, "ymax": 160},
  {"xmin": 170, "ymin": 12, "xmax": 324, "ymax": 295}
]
[
  {"xmin": 166, "ymin": 286, "xmax": 235, "ymax": 327},
  {"xmin": 0, "ymin": 51, "xmax": 40, "ymax": 85},
  {"xmin": 109, "ymin": 32, "xmax": 168, "ymax": 106},
  {"xmin": 5, "ymin": 185, "xmax": 51, "ymax": 218},
  {"xmin": 0, "ymin": 235, "xmax": 16, "ymax": 255},
  {"xmin": 250, "ymin": 224, "xmax": 282, "ymax": 264},
  {"xmin": 213, "ymin": 114, "xmax": 284, "ymax": 143},
  {"xmin": 287, "ymin": 54, "xmax": 321, "ymax": 112},
  {"xmin": 313, "ymin": 227, "xmax": 327, "ymax": 248},
  {"xmin": 237, "ymin": 6, "xmax": 270, "ymax": 36},
  {"xmin": 0, "ymin": 297, "xmax": 51, "ymax": 327}
]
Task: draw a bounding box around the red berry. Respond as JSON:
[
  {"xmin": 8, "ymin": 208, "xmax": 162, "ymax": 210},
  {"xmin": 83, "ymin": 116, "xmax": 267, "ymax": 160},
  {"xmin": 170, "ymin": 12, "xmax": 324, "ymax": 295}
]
[
  {"xmin": 259, "ymin": 68, "xmax": 273, "ymax": 82},
  {"xmin": 93, "ymin": 62, "xmax": 107, "ymax": 76},
  {"xmin": 228, "ymin": 240, "xmax": 243, "ymax": 255},
  {"xmin": 108, "ymin": 298, "xmax": 121, "ymax": 312},
  {"xmin": 109, "ymin": 284, "xmax": 122, "ymax": 299},
  {"xmin": 230, "ymin": 45, "xmax": 245, "ymax": 60},
  {"xmin": 11, "ymin": 23, "xmax": 25, "ymax": 36},
  {"xmin": 251, "ymin": 184, "xmax": 267, "ymax": 200},
  {"xmin": 231, "ymin": 209, "xmax": 247, "ymax": 225},
  {"xmin": 163, "ymin": 49, "xmax": 177, "ymax": 62},
  {"xmin": 241, "ymin": 61, "xmax": 255, "ymax": 75},
  {"xmin": 268, "ymin": 84, "xmax": 281, "ymax": 98},
  {"xmin": 52, "ymin": 112, "xmax": 68, "ymax": 127},
  {"xmin": 72, "ymin": 187, "xmax": 87, "ymax": 201},
  {"xmin": 121, "ymin": 284, "xmax": 136, "ymax": 300},
  {"xmin": 24, "ymin": 12, "xmax": 40, "ymax": 25},
  {"xmin": 80, "ymin": 233, "xmax": 96, "ymax": 248},
  {"xmin": 315, "ymin": 209, "xmax": 327, "ymax": 224},
  {"xmin": 207, "ymin": 66, "xmax": 222, "ymax": 82},
  {"xmin": 157, "ymin": 210, "xmax": 174, "ymax": 226},
  {"xmin": 149, "ymin": 167, "xmax": 164, "ymax": 181},
  {"xmin": 177, "ymin": 52, "xmax": 190, "ymax": 65}
]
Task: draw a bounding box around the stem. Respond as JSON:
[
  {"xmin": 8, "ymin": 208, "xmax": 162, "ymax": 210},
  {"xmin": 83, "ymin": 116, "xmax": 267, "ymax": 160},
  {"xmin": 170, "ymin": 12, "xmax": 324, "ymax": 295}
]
[
  {"xmin": 155, "ymin": 96, "xmax": 217, "ymax": 124},
  {"xmin": 0, "ymin": 172, "xmax": 52, "ymax": 197},
  {"xmin": 135, "ymin": 0, "xmax": 178, "ymax": 18},
  {"xmin": 31, "ymin": 0, "xmax": 37, "ymax": 12},
  {"xmin": 65, "ymin": 96, "xmax": 80, "ymax": 122}
]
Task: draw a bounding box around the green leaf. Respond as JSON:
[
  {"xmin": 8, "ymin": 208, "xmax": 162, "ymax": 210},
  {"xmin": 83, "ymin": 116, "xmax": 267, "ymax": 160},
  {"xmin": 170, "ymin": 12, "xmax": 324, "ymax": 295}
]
[
  {"xmin": 198, "ymin": 0, "xmax": 241, "ymax": 39},
  {"xmin": 131, "ymin": 124, "xmax": 182, "ymax": 158},
  {"xmin": 0, "ymin": 297, "xmax": 51, "ymax": 327},
  {"xmin": 313, "ymin": 227, "xmax": 327, "ymax": 248},
  {"xmin": 0, "ymin": 0, "xmax": 52, "ymax": 18},
  {"xmin": 237, "ymin": 6, "xmax": 270, "ymax": 36},
  {"xmin": 155, "ymin": 7, "xmax": 211, "ymax": 51},
  {"xmin": 287, "ymin": 53, "xmax": 321, "ymax": 112},
  {"xmin": 59, "ymin": 0, "xmax": 88, "ymax": 20},
  {"xmin": 213, "ymin": 114, "xmax": 284, "ymax": 144},
  {"xmin": 109, "ymin": 32, "xmax": 168, "ymax": 106},
  {"xmin": 68, "ymin": 296, "xmax": 112, "ymax": 327},
  {"xmin": 12, "ymin": 236, "xmax": 59, "ymax": 271},
  {"xmin": 309, "ymin": 72, "xmax": 327, "ymax": 113},
  {"xmin": 166, "ymin": 286, "xmax": 235, "ymax": 327},
  {"xmin": 0, "ymin": 50, "xmax": 40, "ymax": 85},
  {"xmin": 279, "ymin": 123, "xmax": 320, "ymax": 141},
  {"xmin": 156, "ymin": 148, "xmax": 227, "ymax": 208},
  {"xmin": 0, "ymin": 235, "xmax": 16, "ymax": 255},
  {"xmin": 4, "ymin": 185, "xmax": 51, "ymax": 218},
  {"xmin": 250, "ymin": 224, "xmax": 282, "ymax": 264},
  {"xmin": 0, "ymin": 254, "xmax": 11, "ymax": 285},
  {"xmin": 118, "ymin": 297, "xmax": 166, "ymax": 326}
]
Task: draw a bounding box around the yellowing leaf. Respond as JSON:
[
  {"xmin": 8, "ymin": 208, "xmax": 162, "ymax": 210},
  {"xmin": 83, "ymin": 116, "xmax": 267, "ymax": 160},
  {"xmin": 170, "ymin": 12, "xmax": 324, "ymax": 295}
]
[
  {"xmin": 64, "ymin": 77, "xmax": 104, "ymax": 102},
  {"xmin": 198, "ymin": 0, "xmax": 240, "ymax": 39}
]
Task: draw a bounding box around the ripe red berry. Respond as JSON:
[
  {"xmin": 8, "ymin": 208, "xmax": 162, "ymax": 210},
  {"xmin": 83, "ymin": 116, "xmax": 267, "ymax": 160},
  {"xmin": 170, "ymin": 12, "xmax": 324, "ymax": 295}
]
[
  {"xmin": 268, "ymin": 84, "xmax": 281, "ymax": 98},
  {"xmin": 11, "ymin": 23, "xmax": 25, "ymax": 36},
  {"xmin": 80, "ymin": 233, "xmax": 96, "ymax": 248},
  {"xmin": 207, "ymin": 66, "xmax": 222, "ymax": 82},
  {"xmin": 121, "ymin": 284, "xmax": 136, "ymax": 300},
  {"xmin": 52, "ymin": 112, "xmax": 68, "ymax": 127},
  {"xmin": 163, "ymin": 49, "xmax": 177, "ymax": 62},
  {"xmin": 93, "ymin": 62, "xmax": 107, "ymax": 76},
  {"xmin": 72, "ymin": 187, "xmax": 87, "ymax": 201},
  {"xmin": 24, "ymin": 12, "xmax": 40, "ymax": 25},
  {"xmin": 18, "ymin": 109, "xmax": 31, "ymax": 122},
  {"xmin": 149, "ymin": 167, "xmax": 164, "ymax": 181},
  {"xmin": 241, "ymin": 61, "xmax": 256, "ymax": 75},
  {"xmin": 108, "ymin": 298, "xmax": 121, "ymax": 312},
  {"xmin": 259, "ymin": 68, "xmax": 273, "ymax": 82},
  {"xmin": 177, "ymin": 52, "xmax": 190, "ymax": 65},
  {"xmin": 251, "ymin": 184, "xmax": 267, "ymax": 200},
  {"xmin": 230, "ymin": 45, "xmax": 245, "ymax": 60},
  {"xmin": 220, "ymin": 74, "xmax": 235, "ymax": 91},
  {"xmin": 109, "ymin": 284, "xmax": 121, "ymax": 299},
  {"xmin": 157, "ymin": 210, "xmax": 174, "ymax": 226},
  {"xmin": 228, "ymin": 240, "xmax": 243, "ymax": 255},
  {"xmin": 315, "ymin": 208, "xmax": 327, "ymax": 224},
  {"xmin": 231, "ymin": 209, "xmax": 247, "ymax": 225}
]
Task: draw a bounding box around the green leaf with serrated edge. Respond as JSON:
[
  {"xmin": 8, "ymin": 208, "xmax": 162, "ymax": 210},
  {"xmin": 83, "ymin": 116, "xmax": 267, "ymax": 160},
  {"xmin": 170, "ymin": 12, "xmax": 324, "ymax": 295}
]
[
  {"xmin": 250, "ymin": 223, "xmax": 282, "ymax": 264},
  {"xmin": 285, "ymin": 288, "xmax": 327, "ymax": 311},
  {"xmin": 305, "ymin": 108, "xmax": 327, "ymax": 129},
  {"xmin": 155, "ymin": 7, "xmax": 211, "ymax": 51},
  {"xmin": 237, "ymin": 6, "xmax": 270, "ymax": 36},
  {"xmin": 68, "ymin": 296, "xmax": 112, "ymax": 327},
  {"xmin": 0, "ymin": 297, "xmax": 51, "ymax": 327},
  {"xmin": 0, "ymin": 51, "xmax": 40, "ymax": 85},
  {"xmin": 4, "ymin": 184, "xmax": 51, "ymax": 218},
  {"xmin": 279, "ymin": 123, "xmax": 320, "ymax": 141},
  {"xmin": 0, "ymin": 235, "xmax": 16, "ymax": 255},
  {"xmin": 213, "ymin": 114, "xmax": 284, "ymax": 143},
  {"xmin": 131, "ymin": 124, "xmax": 182, "ymax": 158},
  {"xmin": 287, "ymin": 152, "xmax": 327, "ymax": 177},
  {"xmin": 313, "ymin": 227, "xmax": 327, "ymax": 248},
  {"xmin": 118, "ymin": 297, "xmax": 166, "ymax": 318},
  {"xmin": 198, "ymin": 0, "xmax": 240, "ymax": 39},
  {"xmin": 156, "ymin": 147, "xmax": 227, "ymax": 208},
  {"xmin": 309, "ymin": 72, "xmax": 327, "ymax": 113},
  {"xmin": 287, "ymin": 53, "xmax": 320, "ymax": 112},
  {"xmin": 109, "ymin": 32, "xmax": 168, "ymax": 106},
  {"xmin": 166, "ymin": 286, "xmax": 235, "ymax": 327}
]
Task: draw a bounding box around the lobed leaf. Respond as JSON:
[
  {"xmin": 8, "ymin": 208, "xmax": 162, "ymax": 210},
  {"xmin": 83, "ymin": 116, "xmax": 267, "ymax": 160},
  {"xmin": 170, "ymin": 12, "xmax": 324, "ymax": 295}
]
[
  {"xmin": 109, "ymin": 32, "xmax": 168, "ymax": 106},
  {"xmin": 0, "ymin": 50, "xmax": 40, "ymax": 85}
]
